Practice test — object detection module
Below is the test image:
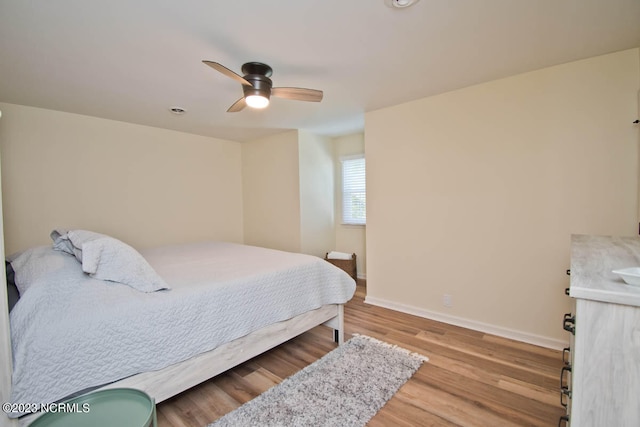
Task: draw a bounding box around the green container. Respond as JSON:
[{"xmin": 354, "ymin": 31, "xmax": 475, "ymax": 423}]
[{"xmin": 29, "ymin": 388, "xmax": 156, "ymax": 427}]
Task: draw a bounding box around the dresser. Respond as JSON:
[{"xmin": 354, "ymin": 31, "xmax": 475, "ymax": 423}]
[{"xmin": 565, "ymin": 234, "xmax": 640, "ymax": 426}]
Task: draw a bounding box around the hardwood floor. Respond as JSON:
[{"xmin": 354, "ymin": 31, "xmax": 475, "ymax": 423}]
[{"xmin": 157, "ymin": 281, "xmax": 566, "ymax": 426}]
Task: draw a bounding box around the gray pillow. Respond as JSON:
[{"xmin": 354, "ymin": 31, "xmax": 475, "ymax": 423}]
[
  {"xmin": 51, "ymin": 229, "xmax": 169, "ymax": 293},
  {"xmin": 6, "ymin": 261, "xmax": 20, "ymax": 311},
  {"xmin": 50, "ymin": 228, "xmax": 74, "ymax": 255},
  {"xmin": 50, "ymin": 229, "xmax": 106, "ymax": 260},
  {"xmin": 81, "ymin": 235, "xmax": 169, "ymax": 292}
]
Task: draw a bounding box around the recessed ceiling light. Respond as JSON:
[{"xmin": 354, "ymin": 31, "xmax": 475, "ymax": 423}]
[
  {"xmin": 169, "ymin": 107, "xmax": 186, "ymax": 115},
  {"xmin": 385, "ymin": 0, "xmax": 420, "ymax": 8}
]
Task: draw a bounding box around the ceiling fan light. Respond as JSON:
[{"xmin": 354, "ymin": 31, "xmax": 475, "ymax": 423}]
[{"xmin": 245, "ymin": 95, "xmax": 270, "ymax": 109}]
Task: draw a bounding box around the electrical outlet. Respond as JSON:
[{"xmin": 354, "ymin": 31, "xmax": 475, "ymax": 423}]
[{"xmin": 443, "ymin": 294, "xmax": 453, "ymax": 308}]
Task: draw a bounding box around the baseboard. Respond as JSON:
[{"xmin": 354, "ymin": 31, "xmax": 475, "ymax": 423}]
[
  {"xmin": 364, "ymin": 295, "xmax": 568, "ymax": 350},
  {"xmin": 356, "ymin": 273, "xmax": 366, "ymax": 280}
]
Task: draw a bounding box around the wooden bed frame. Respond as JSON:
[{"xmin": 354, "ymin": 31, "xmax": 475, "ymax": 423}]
[{"xmin": 0, "ymin": 247, "xmax": 345, "ymax": 427}]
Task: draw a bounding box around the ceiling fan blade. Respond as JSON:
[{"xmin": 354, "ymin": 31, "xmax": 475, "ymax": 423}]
[
  {"xmin": 227, "ymin": 97, "xmax": 246, "ymax": 113},
  {"xmin": 271, "ymin": 87, "xmax": 323, "ymax": 102},
  {"xmin": 203, "ymin": 61, "xmax": 252, "ymax": 86}
]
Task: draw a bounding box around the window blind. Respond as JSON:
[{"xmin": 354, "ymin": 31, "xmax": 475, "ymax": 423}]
[{"xmin": 342, "ymin": 156, "xmax": 366, "ymax": 225}]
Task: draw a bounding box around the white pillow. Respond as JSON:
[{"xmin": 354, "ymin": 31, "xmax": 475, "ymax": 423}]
[
  {"xmin": 80, "ymin": 236, "xmax": 169, "ymax": 292},
  {"xmin": 9, "ymin": 246, "xmax": 81, "ymax": 295},
  {"xmin": 50, "ymin": 229, "xmax": 106, "ymax": 260},
  {"xmin": 50, "ymin": 228, "xmax": 75, "ymax": 256},
  {"xmin": 51, "ymin": 229, "xmax": 169, "ymax": 292}
]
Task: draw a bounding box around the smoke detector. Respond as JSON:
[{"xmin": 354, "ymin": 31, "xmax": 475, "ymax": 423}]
[
  {"xmin": 385, "ymin": 0, "xmax": 420, "ymax": 8},
  {"xmin": 169, "ymin": 107, "xmax": 186, "ymax": 115}
]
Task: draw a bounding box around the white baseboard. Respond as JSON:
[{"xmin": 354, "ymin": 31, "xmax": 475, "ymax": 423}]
[
  {"xmin": 356, "ymin": 273, "xmax": 366, "ymax": 280},
  {"xmin": 364, "ymin": 295, "xmax": 568, "ymax": 350}
]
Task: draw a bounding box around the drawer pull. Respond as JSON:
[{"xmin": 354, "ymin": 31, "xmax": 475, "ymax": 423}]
[
  {"xmin": 560, "ymin": 365, "xmax": 572, "ymax": 408},
  {"xmin": 562, "ymin": 347, "xmax": 571, "ymax": 366},
  {"xmin": 561, "ymin": 385, "xmax": 571, "ymax": 408},
  {"xmin": 563, "ymin": 313, "xmax": 575, "ymax": 335},
  {"xmin": 558, "ymin": 415, "xmax": 569, "ymax": 427}
]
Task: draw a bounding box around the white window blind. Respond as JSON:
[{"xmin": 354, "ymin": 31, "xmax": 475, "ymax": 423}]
[{"xmin": 342, "ymin": 156, "xmax": 366, "ymax": 225}]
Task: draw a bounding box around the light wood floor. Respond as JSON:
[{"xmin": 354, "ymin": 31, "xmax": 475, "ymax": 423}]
[{"xmin": 157, "ymin": 282, "xmax": 566, "ymax": 426}]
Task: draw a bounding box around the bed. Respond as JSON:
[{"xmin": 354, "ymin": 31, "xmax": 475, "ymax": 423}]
[{"xmin": 2, "ymin": 230, "xmax": 356, "ymax": 424}]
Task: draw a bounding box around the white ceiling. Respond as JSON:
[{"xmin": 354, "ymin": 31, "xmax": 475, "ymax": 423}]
[{"xmin": 1, "ymin": 0, "xmax": 639, "ymax": 142}]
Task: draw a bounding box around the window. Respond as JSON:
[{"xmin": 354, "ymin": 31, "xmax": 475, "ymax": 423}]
[{"xmin": 341, "ymin": 156, "xmax": 366, "ymax": 225}]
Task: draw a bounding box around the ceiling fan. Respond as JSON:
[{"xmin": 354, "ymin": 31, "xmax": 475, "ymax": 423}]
[{"xmin": 203, "ymin": 61, "xmax": 323, "ymax": 112}]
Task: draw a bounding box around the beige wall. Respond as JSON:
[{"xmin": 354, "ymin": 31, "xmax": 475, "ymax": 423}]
[
  {"xmin": 0, "ymin": 103, "xmax": 243, "ymax": 254},
  {"xmin": 242, "ymin": 130, "xmax": 339, "ymax": 258},
  {"xmin": 298, "ymin": 131, "xmax": 335, "ymax": 257},
  {"xmin": 365, "ymin": 48, "xmax": 640, "ymax": 346},
  {"xmin": 241, "ymin": 130, "xmax": 302, "ymax": 253},
  {"xmin": 333, "ymin": 133, "xmax": 367, "ymax": 277}
]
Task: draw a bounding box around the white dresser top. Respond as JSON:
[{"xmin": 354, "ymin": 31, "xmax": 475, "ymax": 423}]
[{"xmin": 570, "ymin": 234, "xmax": 640, "ymax": 307}]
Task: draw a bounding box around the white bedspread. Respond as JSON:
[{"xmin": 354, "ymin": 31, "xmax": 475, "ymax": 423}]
[{"xmin": 9, "ymin": 242, "xmax": 355, "ymax": 415}]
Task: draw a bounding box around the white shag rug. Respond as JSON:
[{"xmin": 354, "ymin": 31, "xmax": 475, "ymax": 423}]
[{"xmin": 208, "ymin": 334, "xmax": 428, "ymax": 427}]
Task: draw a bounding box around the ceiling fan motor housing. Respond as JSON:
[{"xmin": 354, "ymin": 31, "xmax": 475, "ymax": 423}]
[
  {"xmin": 241, "ymin": 63, "xmax": 273, "ymax": 100},
  {"xmin": 243, "ymin": 74, "xmax": 273, "ymax": 100}
]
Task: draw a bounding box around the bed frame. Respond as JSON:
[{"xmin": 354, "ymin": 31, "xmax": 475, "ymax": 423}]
[
  {"xmin": 97, "ymin": 304, "xmax": 344, "ymax": 401},
  {"xmin": 9, "ymin": 303, "xmax": 344, "ymax": 426},
  {"xmin": 0, "ymin": 252, "xmax": 345, "ymax": 427}
]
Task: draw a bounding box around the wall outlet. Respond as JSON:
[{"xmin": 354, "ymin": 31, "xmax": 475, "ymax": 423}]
[{"xmin": 443, "ymin": 294, "xmax": 453, "ymax": 308}]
